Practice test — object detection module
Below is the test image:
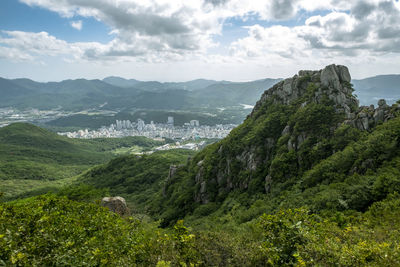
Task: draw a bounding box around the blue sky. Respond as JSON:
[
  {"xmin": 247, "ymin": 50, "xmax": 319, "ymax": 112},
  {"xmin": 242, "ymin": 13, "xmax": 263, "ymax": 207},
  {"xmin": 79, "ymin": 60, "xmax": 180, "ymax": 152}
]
[
  {"xmin": 1, "ymin": 0, "xmax": 400, "ymax": 82},
  {"xmin": 0, "ymin": 0, "xmax": 112, "ymax": 43}
]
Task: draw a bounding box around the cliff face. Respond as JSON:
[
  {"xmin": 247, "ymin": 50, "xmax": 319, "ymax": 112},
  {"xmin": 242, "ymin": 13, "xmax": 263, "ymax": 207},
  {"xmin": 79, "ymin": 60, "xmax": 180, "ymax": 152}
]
[{"xmin": 163, "ymin": 64, "xmax": 400, "ymax": 208}]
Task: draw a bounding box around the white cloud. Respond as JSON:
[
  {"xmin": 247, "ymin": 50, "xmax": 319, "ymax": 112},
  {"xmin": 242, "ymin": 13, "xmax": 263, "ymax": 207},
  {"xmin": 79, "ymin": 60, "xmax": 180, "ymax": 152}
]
[
  {"xmin": 228, "ymin": 0, "xmax": 400, "ymax": 63},
  {"xmin": 0, "ymin": 31, "xmax": 74, "ymax": 57},
  {"xmin": 0, "ymin": 0, "xmax": 396, "ymax": 81},
  {"xmin": 70, "ymin": 20, "xmax": 82, "ymax": 31}
]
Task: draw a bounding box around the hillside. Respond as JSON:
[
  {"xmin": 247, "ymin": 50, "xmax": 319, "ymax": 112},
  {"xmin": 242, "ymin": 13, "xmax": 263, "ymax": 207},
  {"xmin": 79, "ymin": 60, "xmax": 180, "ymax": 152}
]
[
  {"xmin": 0, "ymin": 123, "xmax": 163, "ymax": 199},
  {"xmin": 78, "ymin": 149, "xmax": 195, "ymax": 214},
  {"xmin": 139, "ymin": 65, "xmax": 400, "ymax": 226}
]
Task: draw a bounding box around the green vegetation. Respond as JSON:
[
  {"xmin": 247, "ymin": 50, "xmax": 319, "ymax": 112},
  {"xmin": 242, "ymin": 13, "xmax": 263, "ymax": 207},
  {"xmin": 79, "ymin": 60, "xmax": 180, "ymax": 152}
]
[
  {"xmin": 2, "ymin": 74, "xmax": 400, "ymax": 265},
  {"xmin": 2, "ymin": 193, "xmax": 400, "ymax": 266},
  {"xmin": 0, "ymin": 123, "xmax": 163, "ymax": 200},
  {"xmin": 79, "ymin": 149, "xmax": 195, "ymax": 214}
]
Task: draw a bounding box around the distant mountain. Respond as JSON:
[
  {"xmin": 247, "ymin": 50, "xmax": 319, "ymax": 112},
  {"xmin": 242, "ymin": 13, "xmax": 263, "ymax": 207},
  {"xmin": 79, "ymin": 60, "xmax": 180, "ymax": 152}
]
[
  {"xmin": 103, "ymin": 76, "xmax": 141, "ymax": 88},
  {"xmin": 193, "ymin": 78, "xmax": 282, "ymax": 106},
  {"xmin": 0, "ymin": 78, "xmax": 139, "ymax": 110},
  {"xmin": 0, "ymin": 76, "xmax": 280, "ymax": 111},
  {"xmin": 353, "ymin": 75, "xmax": 400, "ymax": 105},
  {"xmin": 2, "ymin": 74, "xmax": 399, "ymax": 112},
  {"xmin": 166, "ymin": 79, "xmax": 229, "ymax": 91},
  {"xmin": 0, "ymin": 77, "xmax": 32, "ymax": 100},
  {"xmin": 103, "ymin": 76, "xmax": 225, "ymax": 91}
]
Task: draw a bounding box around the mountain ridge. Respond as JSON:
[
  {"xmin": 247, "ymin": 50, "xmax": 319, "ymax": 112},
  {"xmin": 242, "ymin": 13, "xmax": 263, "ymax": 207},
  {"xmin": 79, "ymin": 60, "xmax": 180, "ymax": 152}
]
[
  {"xmin": 150, "ymin": 64, "xmax": 400, "ymax": 225},
  {"xmin": 1, "ymin": 74, "xmax": 399, "ymax": 111}
]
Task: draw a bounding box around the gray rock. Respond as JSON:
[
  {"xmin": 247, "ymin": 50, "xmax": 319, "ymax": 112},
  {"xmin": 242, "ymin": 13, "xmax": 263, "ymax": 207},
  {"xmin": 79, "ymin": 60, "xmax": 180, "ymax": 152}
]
[
  {"xmin": 369, "ymin": 105, "xmax": 375, "ymax": 111},
  {"xmin": 200, "ymin": 181, "xmax": 207, "ymax": 193},
  {"xmin": 282, "ymin": 78, "xmax": 294, "ymax": 95},
  {"xmin": 281, "ymin": 125, "xmax": 290, "ymax": 135},
  {"xmin": 359, "ymin": 111, "xmax": 367, "ymax": 118},
  {"xmin": 337, "ymin": 65, "xmax": 351, "ymax": 83},
  {"xmin": 374, "ymin": 109, "xmax": 385, "ymax": 123},
  {"xmin": 101, "ymin": 197, "xmax": 129, "ymax": 216},
  {"xmin": 297, "ymin": 133, "xmax": 307, "ymax": 147},
  {"xmin": 321, "ymin": 64, "xmax": 341, "ymax": 89},
  {"xmin": 378, "ymin": 99, "xmax": 387, "ymax": 107},
  {"xmin": 361, "ymin": 117, "xmax": 369, "ymax": 130}
]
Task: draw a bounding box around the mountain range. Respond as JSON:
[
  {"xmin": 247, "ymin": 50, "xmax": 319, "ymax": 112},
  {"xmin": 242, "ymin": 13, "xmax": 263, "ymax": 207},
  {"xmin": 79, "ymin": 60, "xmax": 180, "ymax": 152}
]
[
  {"xmin": 1, "ymin": 74, "xmax": 399, "ymax": 112},
  {"xmin": 0, "ymin": 76, "xmax": 280, "ymax": 111}
]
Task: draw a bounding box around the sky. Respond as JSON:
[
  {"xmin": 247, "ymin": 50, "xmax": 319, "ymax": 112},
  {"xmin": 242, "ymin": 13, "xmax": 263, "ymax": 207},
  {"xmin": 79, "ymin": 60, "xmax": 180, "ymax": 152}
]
[{"xmin": 0, "ymin": 0, "xmax": 400, "ymax": 82}]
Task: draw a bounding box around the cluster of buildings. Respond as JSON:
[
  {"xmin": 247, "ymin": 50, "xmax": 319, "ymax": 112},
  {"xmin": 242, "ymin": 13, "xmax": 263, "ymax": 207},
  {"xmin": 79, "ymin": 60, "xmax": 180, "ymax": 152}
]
[
  {"xmin": 0, "ymin": 108, "xmax": 68, "ymax": 127},
  {"xmin": 59, "ymin": 117, "xmax": 236, "ymax": 141},
  {"xmin": 155, "ymin": 141, "xmax": 206, "ymax": 151}
]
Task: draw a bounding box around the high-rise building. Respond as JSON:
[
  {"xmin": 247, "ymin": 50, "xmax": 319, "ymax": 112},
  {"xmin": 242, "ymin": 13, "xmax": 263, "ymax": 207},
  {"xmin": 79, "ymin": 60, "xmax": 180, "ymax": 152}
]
[
  {"xmin": 190, "ymin": 120, "xmax": 199, "ymax": 127},
  {"xmin": 167, "ymin": 116, "xmax": 174, "ymax": 125},
  {"xmin": 137, "ymin": 119, "xmax": 145, "ymax": 131}
]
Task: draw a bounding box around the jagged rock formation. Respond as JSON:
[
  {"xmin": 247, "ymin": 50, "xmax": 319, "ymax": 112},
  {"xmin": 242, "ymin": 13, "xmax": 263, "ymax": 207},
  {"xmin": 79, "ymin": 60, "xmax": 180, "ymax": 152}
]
[
  {"xmin": 348, "ymin": 99, "xmax": 399, "ymax": 131},
  {"xmin": 163, "ymin": 64, "xmax": 400, "ymax": 208},
  {"xmin": 252, "ymin": 64, "xmax": 357, "ymax": 119},
  {"xmin": 101, "ymin": 196, "xmax": 129, "ymax": 216}
]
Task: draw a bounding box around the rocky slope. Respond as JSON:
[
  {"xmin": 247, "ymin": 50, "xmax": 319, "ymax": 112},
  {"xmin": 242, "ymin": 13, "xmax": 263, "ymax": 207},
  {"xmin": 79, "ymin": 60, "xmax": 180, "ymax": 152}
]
[{"xmin": 159, "ymin": 64, "xmax": 400, "ymax": 224}]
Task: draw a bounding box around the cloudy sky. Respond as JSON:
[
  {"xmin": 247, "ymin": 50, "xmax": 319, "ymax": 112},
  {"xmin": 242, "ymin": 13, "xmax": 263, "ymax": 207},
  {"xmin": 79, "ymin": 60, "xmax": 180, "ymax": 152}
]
[{"xmin": 1, "ymin": 0, "xmax": 400, "ymax": 82}]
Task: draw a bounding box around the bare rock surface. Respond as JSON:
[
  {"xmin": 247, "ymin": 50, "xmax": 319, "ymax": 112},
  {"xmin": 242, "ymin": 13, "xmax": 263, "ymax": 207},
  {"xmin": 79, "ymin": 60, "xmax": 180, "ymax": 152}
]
[{"xmin": 101, "ymin": 196, "xmax": 129, "ymax": 216}]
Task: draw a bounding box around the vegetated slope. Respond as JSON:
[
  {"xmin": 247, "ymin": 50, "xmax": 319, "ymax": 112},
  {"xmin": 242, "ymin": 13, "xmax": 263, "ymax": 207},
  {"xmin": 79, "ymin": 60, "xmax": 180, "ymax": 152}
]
[
  {"xmin": 2, "ymin": 180, "xmax": 400, "ymax": 266},
  {"xmin": 353, "ymin": 74, "xmax": 400, "ymax": 105},
  {"xmin": 0, "ymin": 123, "xmax": 107, "ymax": 180},
  {"xmin": 78, "ymin": 149, "xmax": 195, "ymax": 214},
  {"xmin": 152, "ymin": 65, "xmax": 400, "ymax": 226},
  {"xmin": 0, "ymin": 123, "xmax": 163, "ymax": 198}
]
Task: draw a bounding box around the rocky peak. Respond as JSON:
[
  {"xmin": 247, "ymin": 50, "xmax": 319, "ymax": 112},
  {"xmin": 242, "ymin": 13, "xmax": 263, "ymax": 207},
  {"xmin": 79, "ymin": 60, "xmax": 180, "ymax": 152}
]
[
  {"xmin": 169, "ymin": 64, "xmax": 399, "ymax": 206},
  {"xmin": 252, "ymin": 64, "xmax": 358, "ymax": 119}
]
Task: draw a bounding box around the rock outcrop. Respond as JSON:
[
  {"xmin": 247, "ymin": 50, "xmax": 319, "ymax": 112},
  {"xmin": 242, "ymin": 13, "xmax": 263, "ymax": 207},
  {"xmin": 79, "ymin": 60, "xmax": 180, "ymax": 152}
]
[
  {"xmin": 101, "ymin": 196, "xmax": 129, "ymax": 216},
  {"xmin": 167, "ymin": 64, "xmax": 399, "ymax": 205},
  {"xmin": 347, "ymin": 99, "xmax": 399, "ymax": 131},
  {"xmin": 252, "ymin": 64, "xmax": 358, "ymax": 119}
]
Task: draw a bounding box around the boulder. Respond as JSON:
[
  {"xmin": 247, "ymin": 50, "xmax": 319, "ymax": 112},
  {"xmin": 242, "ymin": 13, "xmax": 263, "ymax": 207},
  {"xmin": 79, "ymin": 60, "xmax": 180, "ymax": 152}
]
[
  {"xmin": 378, "ymin": 99, "xmax": 388, "ymax": 108},
  {"xmin": 337, "ymin": 65, "xmax": 351, "ymax": 83},
  {"xmin": 101, "ymin": 196, "xmax": 129, "ymax": 216},
  {"xmin": 321, "ymin": 64, "xmax": 341, "ymax": 89}
]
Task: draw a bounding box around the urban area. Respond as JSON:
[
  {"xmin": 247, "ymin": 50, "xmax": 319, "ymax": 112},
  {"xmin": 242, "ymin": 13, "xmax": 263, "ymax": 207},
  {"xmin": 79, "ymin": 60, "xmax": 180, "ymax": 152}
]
[{"xmin": 59, "ymin": 116, "xmax": 236, "ymax": 141}]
